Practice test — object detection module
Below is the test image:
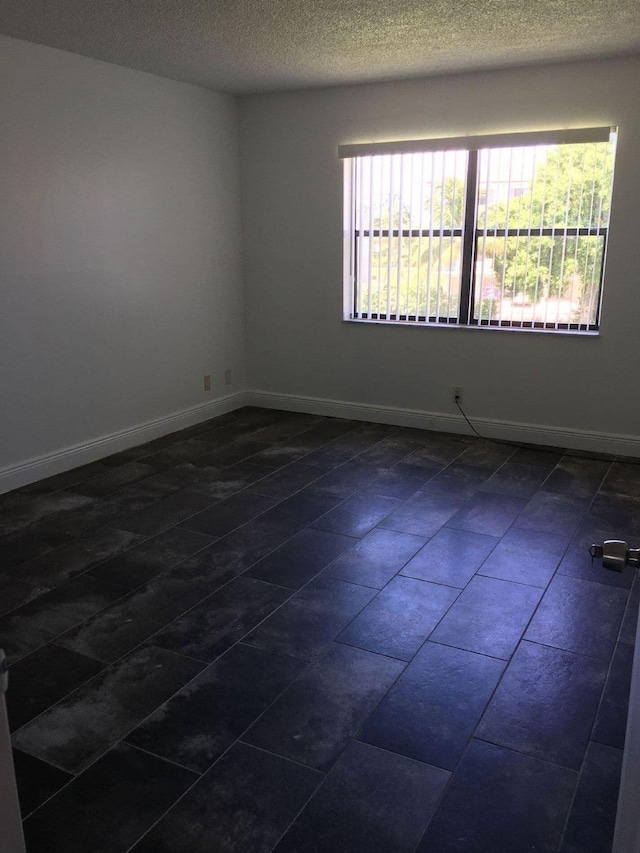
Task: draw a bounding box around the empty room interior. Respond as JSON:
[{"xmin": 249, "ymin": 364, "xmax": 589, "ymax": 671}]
[{"xmin": 2, "ymin": 1, "xmax": 640, "ymax": 851}]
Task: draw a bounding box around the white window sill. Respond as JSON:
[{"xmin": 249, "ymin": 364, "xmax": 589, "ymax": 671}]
[{"xmin": 342, "ymin": 318, "xmax": 599, "ymax": 337}]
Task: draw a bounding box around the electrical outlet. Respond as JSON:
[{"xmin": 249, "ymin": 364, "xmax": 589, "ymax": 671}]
[
  {"xmin": 452, "ymin": 386, "xmax": 463, "ymax": 405},
  {"xmin": 224, "ymin": 369, "xmax": 232, "ymax": 386},
  {"xmin": 204, "ymin": 374, "xmax": 211, "ymax": 392}
]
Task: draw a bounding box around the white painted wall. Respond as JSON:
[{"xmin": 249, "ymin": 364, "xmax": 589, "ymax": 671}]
[
  {"xmin": 240, "ymin": 58, "xmax": 640, "ymax": 447},
  {"xmin": 0, "ymin": 36, "xmax": 246, "ymax": 480},
  {"xmin": 3, "ymin": 47, "xmax": 639, "ymax": 485}
]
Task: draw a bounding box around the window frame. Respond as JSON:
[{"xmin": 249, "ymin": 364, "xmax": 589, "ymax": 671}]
[{"xmin": 342, "ymin": 127, "xmax": 616, "ymax": 334}]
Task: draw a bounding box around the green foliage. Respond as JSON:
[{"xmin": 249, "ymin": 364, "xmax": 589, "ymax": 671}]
[
  {"xmin": 477, "ymin": 143, "xmax": 613, "ymax": 321},
  {"xmin": 433, "ymin": 177, "xmax": 465, "ymax": 228},
  {"xmin": 361, "ymin": 177, "xmax": 465, "ymax": 318},
  {"xmin": 357, "ymin": 143, "xmax": 613, "ymax": 324},
  {"xmin": 485, "ymin": 144, "xmax": 612, "ymax": 230}
]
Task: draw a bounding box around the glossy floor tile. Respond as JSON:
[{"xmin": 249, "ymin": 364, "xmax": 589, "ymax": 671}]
[
  {"xmin": 0, "ymin": 575, "xmax": 128, "ymax": 662},
  {"xmin": 311, "ymin": 491, "xmax": 402, "ymax": 538},
  {"xmin": 1, "ymin": 407, "xmax": 634, "ymax": 852},
  {"xmin": 12, "ymin": 646, "xmax": 204, "ymax": 773},
  {"xmin": 114, "ymin": 490, "xmax": 215, "ymax": 536},
  {"xmin": 445, "ymin": 491, "xmax": 528, "ymax": 537},
  {"xmin": 180, "ymin": 459, "xmax": 273, "ymax": 500},
  {"xmin": 246, "ymin": 527, "xmax": 356, "ymax": 589},
  {"xmin": 542, "ymin": 456, "xmax": 610, "ymax": 498},
  {"xmin": 0, "ymin": 527, "xmax": 73, "ymax": 571},
  {"xmin": 476, "ymin": 640, "xmax": 608, "ymax": 769},
  {"xmin": 592, "ymin": 640, "xmax": 635, "ymax": 749},
  {"xmin": 254, "ymin": 489, "xmax": 341, "ymax": 535},
  {"xmin": 273, "ymin": 741, "xmax": 449, "ymax": 853},
  {"xmin": 364, "ymin": 464, "xmax": 438, "ymax": 499},
  {"xmin": 400, "ymin": 527, "xmax": 498, "ymax": 588},
  {"xmin": 403, "ymin": 433, "xmax": 473, "ymax": 467},
  {"xmin": 0, "ymin": 572, "xmax": 46, "ymax": 617},
  {"xmin": 243, "ymin": 643, "xmax": 404, "ymax": 771},
  {"xmin": 619, "ymin": 576, "xmax": 640, "ymax": 645},
  {"xmin": 455, "ymin": 440, "xmax": 516, "ymax": 470},
  {"xmin": 177, "ymin": 490, "xmax": 278, "ymax": 537},
  {"xmin": 420, "ymin": 462, "xmax": 494, "ymax": 499},
  {"xmin": 336, "ymin": 575, "xmax": 459, "ymax": 660},
  {"xmin": 12, "ymin": 527, "xmax": 145, "ymax": 588},
  {"xmin": 378, "ymin": 491, "xmax": 462, "ymax": 537},
  {"xmin": 587, "ymin": 493, "xmax": 640, "ymax": 539},
  {"xmin": 601, "ymin": 461, "xmax": 640, "ymax": 498},
  {"xmin": 249, "ymin": 462, "xmax": 326, "ymax": 499},
  {"xmin": 151, "ymin": 576, "xmax": 291, "ymax": 662},
  {"xmin": 7, "ymin": 644, "xmax": 105, "ymax": 731},
  {"xmin": 55, "ymin": 574, "xmax": 215, "ymax": 661},
  {"xmin": 70, "ymin": 461, "xmax": 158, "ymax": 498},
  {"xmin": 322, "ymin": 527, "xmax": 425, "ymax": 588},
  {"xmin": 0, "ymin": 491, "xmax": 95, "ymax": 538},
  {"xmin": 417, "ymin": 739, "xmax": 577, "ymax": 852},
  {"xmin": 12, "ymin": 750, "xmax": 73, "ymax": 818},
  {"xmin": 22, "ymin": 743, "xmax": 197, "ymax": 853},
  {"xmin": 355, "ymin": 434, "xmax": 428, "ymax": 468},
  {"xmin": 477, "ymin": 527, "xmax": 569, "ymax": 588},
  {"xmin": 524, "ymin": 573, "xmax": 628, "ymax": 660},
  {"xmin": 132, "ymin": 742, "xmax": 323, "ymax": 853},
  {"xmin": 126, "ymin": 643, "xmax": 305, "ymax": 772},
  {"xmin": 244, "ymin": 576, "xmax": 375, "ymax": 660},
  {"xmin": 308, "ymin": 460, "xmax": 385, "ymax": 498},
  {"xmin": 86, "ymin": 527, "xmax": 215, "ymax": 588},
  {"xmin": 515, "ymin": 491, "xmax": 591, "ymax": 536},
  {"xmin": 359, "ymin": 641, "xmax": 505, "ymax": 770},
  {"xmin": 480, "ymin": 461, "xmax": 551, "ymax": 498},
  {"xmin": 429, "ymin": 574, "xmax": 543, "ymax": 659},
  {"xmin": 560, "ymin": 742, "xmax": 624, "ymax": 853}
]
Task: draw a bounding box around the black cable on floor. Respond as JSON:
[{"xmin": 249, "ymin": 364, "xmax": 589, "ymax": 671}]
[
  {"xmin": 455, "ymin": 397, "xmax": 484, "ymax": 440},
  {"xmin": 453, "ymin": 396, "xmax": 639, "ymax": 465}
]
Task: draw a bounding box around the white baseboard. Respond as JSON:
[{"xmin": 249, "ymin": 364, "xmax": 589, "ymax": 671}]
[
  {"xmin": 4, "ymin": 388, "xmax": 639, "ymax": 495},
  {"xmin": 245, "ymin": 390, "xmax": 640, "ymax": 459},
  {"xmin": 0, "ymin": 392, "xmax": 249, "ymax": 495}
]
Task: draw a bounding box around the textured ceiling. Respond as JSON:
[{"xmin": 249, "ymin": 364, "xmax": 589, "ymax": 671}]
[{"xmin": 1, "ymin": 0, "xmax": 639, "ymax": 94}]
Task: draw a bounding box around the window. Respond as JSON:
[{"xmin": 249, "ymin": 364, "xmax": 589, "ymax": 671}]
[{"xmin": 341, "ymin": 127, "xmax": 617, "ymax": 332}]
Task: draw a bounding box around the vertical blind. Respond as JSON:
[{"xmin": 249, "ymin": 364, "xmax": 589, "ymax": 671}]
[{"xmin": 343, "ymin": 127, "xmax": 616, "ymax": 331}]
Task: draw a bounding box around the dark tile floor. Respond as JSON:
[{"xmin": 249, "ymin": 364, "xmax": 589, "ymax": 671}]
[{"xmin": 1, "ymin": 406, "xmax": 638, "ymax": 852}]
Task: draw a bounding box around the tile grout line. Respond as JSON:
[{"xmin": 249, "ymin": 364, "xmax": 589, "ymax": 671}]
[
  {"xmin": 408, "ymin": 459, "xmax": 619, "ymax": 848},
  {"xmin": 5, "ymin": 411, "xmax": 638, "ymax": 849},
  {"xmin": 121, "ymin": 667, "xmax": 326, "ymax": 853}
]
